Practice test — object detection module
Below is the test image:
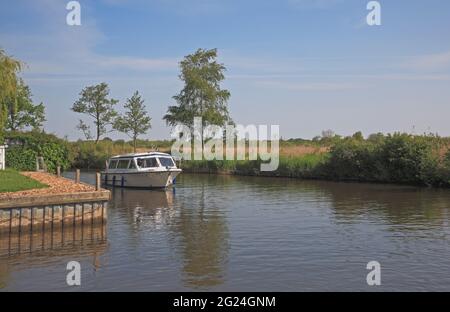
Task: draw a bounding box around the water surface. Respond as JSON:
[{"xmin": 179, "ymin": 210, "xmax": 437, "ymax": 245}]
[{"xmin": 1, "ymin": 173, "xmax": 450, "ymax": 291}]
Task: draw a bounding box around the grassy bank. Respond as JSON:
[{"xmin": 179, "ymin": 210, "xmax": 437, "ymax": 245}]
[
  {"xmin": 180, "ymin": 133, "xmax": 450, "ymax": 187},
  {"xmin": 0, "ymin": 169, "xmax": 48, "ymax": 193}
]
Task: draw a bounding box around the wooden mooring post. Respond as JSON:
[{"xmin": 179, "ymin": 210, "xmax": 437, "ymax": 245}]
[
  {"xmin": 75, "ymin": 169, "xmax": 80, "ymax": 184},
  {"xmin": 96, "ymin": 172, "xmax": 101, "ymax": 191}
]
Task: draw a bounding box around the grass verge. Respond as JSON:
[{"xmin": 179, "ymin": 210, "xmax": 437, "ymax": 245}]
[{"xmin": 0, "ymin": 169, "xmax": 48, "ymax": 193}]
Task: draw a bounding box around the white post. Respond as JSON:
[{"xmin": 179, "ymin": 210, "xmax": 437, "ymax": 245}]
[{"xmin": 0, "ymin": 145, "xmax": 7, "ymax": 170}]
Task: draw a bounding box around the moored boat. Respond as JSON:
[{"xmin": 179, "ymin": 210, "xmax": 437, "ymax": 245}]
[{"xmin": 101, "ymin": 152, "xmax": 181, "ymax": 188}]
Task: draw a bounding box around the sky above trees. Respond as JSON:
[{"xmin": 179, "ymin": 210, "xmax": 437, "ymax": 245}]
[{"xmin": 1, "ymin": 0, "xmax": 450, "ymax": 140}]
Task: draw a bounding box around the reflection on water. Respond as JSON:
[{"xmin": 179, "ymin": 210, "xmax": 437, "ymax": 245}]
[
  {"xmin": 1, "ymin": 173, "xmax": 450, "ymax": 291},
  {"xmin": 169, "ymin": 183, "xmax": 228, "ymax": 288},
  {"xmin": 109, "ymin": 186, "xmax": 228, "ymax": 289},
  {"xmin": 0, "ymin": 222, "xmax": 107, "ymax": 289},
  {"xmin": 0, "ymin": 222, "xmax": 107, "ymax": 257}
]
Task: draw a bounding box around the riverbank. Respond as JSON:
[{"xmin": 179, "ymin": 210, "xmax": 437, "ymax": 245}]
[{"xmin": 180, "ymin": 133, "xmax": 450, "ymax": 187}]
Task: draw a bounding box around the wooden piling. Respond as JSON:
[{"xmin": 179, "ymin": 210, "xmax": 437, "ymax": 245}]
[
  {"xmin": 75, "ymin": 169, "xmax": 80, "ymax": 184},
  {"xmin": 96, "ymin": 172, "xmax": 101, "ymax": 191}
]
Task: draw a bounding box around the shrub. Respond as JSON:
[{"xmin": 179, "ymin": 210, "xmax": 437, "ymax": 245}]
[
  {"xmin": 5, "ymin": 131, "xmax": 71, "ymax": 172},
  {"xmin": 325, "ymin": 133, "xmax": 444, "ymax": 186},
  {"xmin": 326, "ymin": 139, "xmax": 382, "ymax": 181},
  {"xmin": 5, "ymin": 147, "xmax": 37, "ymax": 171},
  {"xmin": 380, "ymin": 134, "xmax": 438, "ymax": 185}
]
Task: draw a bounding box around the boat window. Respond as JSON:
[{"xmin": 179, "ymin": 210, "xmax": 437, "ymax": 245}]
[
  {"xmin": 108, "ymin": 160, "xmax": 118, "ymax": 169},
  {"xmin": 117, "ymin": 159, "xmax": 130, "ymax": 169},
  {"xmin": 128, "ymin": 160, "xmax": 136, "ymax": 169},
  {"xmin": 145, "ymin": 158, "xmax": 159, "ymax": 168},
  {"xmin": 136, "ymin": 158, "xmax": 145, "ymax": 168},
  {"xmin": 158, "ymin": 157, "xmax": 175, "ymax": 167},
  {"xmin": 136, "ymin": 158, "xmax": 158, "ymax": 168}
]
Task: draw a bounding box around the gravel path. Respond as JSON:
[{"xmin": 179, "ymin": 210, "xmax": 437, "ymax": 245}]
[{"xmin": 0, "ymin": 172, "xmax": 96, "ymax": 200}]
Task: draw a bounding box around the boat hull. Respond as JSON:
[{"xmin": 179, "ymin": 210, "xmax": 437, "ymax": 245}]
[{"xmin": 101, "ymin": 170, "xmax": 181, "ymax": 188}]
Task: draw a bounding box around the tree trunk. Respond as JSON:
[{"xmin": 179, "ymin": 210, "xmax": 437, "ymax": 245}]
[
  {"xmin": 133, "ymin": 136, "xmax": 137, "ymax": 153},
  {"xmin": 95, "ymin": 119, "xmax": 100, "ymax": 144}
]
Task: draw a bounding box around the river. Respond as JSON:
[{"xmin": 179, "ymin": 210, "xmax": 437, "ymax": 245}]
[{"xmin": 1, "ymin": 173, "xmax": 450, "ymax": 291}]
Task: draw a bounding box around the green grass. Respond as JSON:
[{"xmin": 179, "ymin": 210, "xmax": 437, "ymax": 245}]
[{"xmin": 0, "ymin": 169, "xmax": 48, "ymax": 193}]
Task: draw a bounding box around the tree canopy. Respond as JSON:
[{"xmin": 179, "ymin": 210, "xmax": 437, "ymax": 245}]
[
  {"xmin": 72, "ymin": 82, "xmax": 118, "ymax": 143},
  {"xmin": 5, "ymin": 79, "xmax": 45, "ymax": 131},
  {"xmin": 163, "ymin": 48, "xmax": 232, "ymax": 144},
  {"xmin": 0, "ymin": 48, "xmax": 22, "ymax": 140},
  {"xmin": 114, "ymin": 91, "xmax": 151, "ymax": 152}
]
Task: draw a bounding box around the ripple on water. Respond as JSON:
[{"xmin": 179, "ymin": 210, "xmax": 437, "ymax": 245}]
[{"xmin": 1, "ymin": 173, "xmax": 450, "ymax": 291}]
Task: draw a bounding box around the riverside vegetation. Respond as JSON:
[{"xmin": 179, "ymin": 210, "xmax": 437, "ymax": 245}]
[
  {"xmin": 179, "ymin": 132, "xmax": 450, "ymax": 187},
  {"xmin": 4, "ymin": 130, "xmax": 450, "ymax": 188}
]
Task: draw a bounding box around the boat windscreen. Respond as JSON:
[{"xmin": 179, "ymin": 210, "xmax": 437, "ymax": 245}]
[{"xmin": 158, "ymin": 157, "xmax": 175, "ymax": 167}]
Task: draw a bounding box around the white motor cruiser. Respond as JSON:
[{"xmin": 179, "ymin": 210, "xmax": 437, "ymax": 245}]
[{"xmin": 102, "ymin": 152, "xmax": 182, "ymax": 188}]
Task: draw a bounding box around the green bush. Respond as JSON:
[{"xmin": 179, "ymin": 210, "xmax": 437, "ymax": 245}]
[
  {"xmin": 325, "ymin": 133, "xmax": 445, "ymax": 186},
  {"xmin": 5, "ymin": 131, "xmax": 71, "ymax": 172},
  {"xmin": 5, "ymin": 147, "xmax": 37, "ymax": 171},
  {"xmin": 381, "ymin": 134, "xmax": 438, "ymax": 185}
]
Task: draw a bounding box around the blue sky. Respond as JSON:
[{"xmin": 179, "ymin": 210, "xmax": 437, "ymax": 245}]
[{"xmin": 1, "ymin": 0, "xmax": 450, "ymax": 140}]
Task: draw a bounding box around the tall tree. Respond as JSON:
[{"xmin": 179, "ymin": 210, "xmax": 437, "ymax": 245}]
[
  {"xmin": 114, "ymin": 91, "xmax": 151, "ymax": 152},
  {"xmin": 5, "ymin": 79, "xmax": 45, "ymax": 131},
  {"xmin": 163, "ymin": 48, "xmax": 231, "ymax": 150},
  {"xmin": 0, "ymin": 48, "xmax": 22, "ymax": 140},
  {"xmin": 72, "ymin": 83, "xmax": 118, "ymax": 143}
]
